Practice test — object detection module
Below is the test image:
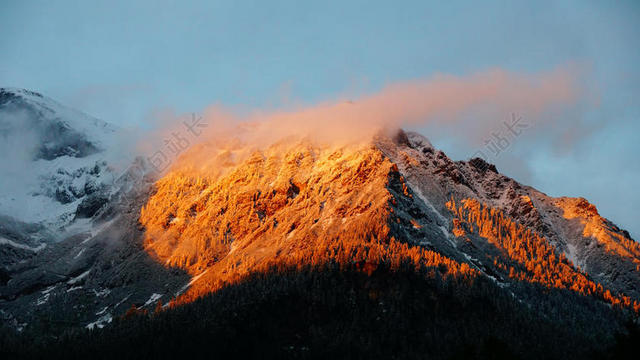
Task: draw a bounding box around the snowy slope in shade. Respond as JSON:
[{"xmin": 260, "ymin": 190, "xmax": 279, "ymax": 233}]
[
  {"xmin": 0, "ymin": 88, "xmax": 130, "ymax": 242},
  {"xmin": 0, "ymin": 87, "xmax": 118, "ymax": 146}
]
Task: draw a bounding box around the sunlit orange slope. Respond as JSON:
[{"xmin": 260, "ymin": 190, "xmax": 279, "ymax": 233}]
[
  {"xmin": 447, "ymin": 197, "xmax": 639, "ymax": 310},
  {"xmin": 140, "ymin": 138, "xmax": 473, "ymax": 303},
  {"xmin": 140, "ymin": 132, "xmax": 638, "ymax": 311},
  {"xmin": 555, "ymin": 197, "xmax": 640, "ymax": 265}
]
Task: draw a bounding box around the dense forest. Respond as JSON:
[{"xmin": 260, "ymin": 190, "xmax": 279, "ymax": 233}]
[{"xmin": 1, "ymin": 261, "xmax": 638, "ymax": 360}]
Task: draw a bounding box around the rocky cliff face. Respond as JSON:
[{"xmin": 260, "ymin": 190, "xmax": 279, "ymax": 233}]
[
  {"xmin": 1, "ymin": 90, "xmax": 639, "ymax": 334},
  {"xmin": 380, "ymin": 131, "xmax": 640, "ymax": 303},
  {"xmin": 139, "ymin": 138, "xmax": 470, "ymax": 303},
  {"xmin": 136, "ymin": 130, "xmax": 640, "ymax": 309}
]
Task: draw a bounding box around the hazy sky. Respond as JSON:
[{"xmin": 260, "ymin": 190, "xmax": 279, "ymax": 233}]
[{"xmin": 1, "ymin": 0, "xmax": 638, "ymax": 238}]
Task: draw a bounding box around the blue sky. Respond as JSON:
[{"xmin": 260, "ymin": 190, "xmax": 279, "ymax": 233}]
[{"xmin": 1, "ymin": 0, "xmax": 638, "ymax": 238}]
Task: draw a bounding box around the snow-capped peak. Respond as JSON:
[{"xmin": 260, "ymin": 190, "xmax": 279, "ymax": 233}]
[{"xmin": 0, "ymin": 88, "xmax": 129, "ymax": 245}]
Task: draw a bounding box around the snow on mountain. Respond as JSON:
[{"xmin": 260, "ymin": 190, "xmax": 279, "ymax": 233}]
[
  {"xmin": 130, "ymin": 128, "xmax": 639, "ymax": 312},
  {"xmin": 381, "ymin": 130, "xmax": 640, "ymax": 300},
  {"xmin": 0, "ymin": 88, "xmax": 132, "ymax": 247},
  {"xmin": 1, "ymin": 90, "xmax": 639, "ymax": 338}
]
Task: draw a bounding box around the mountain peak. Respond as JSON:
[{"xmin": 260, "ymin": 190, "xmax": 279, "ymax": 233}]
[
  {"xmin": 0, "ymin": 87, "xmax": 45, "ymax": 102},
  {"xmin": 2, "ymin": 93, "xmax": 639, "ymax": 355},
  {"xmin": 468, "ymin": 157, "xmax": 498, "ymax": 174},
  {"xmin": 0, "ymin": 88, "xmax": 125, "ymax": 235},
  {"xmin": 134, "ymin": 126, "xmax": 640, "ymax": 307}
]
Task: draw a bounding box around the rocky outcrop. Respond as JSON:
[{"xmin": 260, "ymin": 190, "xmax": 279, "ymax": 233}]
[{"xmin": 2, "ymin": 90, "xmax": 639, "ymax": 333}]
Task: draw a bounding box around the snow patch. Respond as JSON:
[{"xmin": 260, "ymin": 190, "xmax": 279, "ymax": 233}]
[
  {"xmin": 86, "ymin": 313, "xmax": 112, "ymax": 330},
  {"xmin": 114, "ymin": 294, "xmax": 131, "ymax": 308},
  {"xmin": 36, "ymin": 293, "xmax": 51, "ymax": 306},
  {"xmin": 412, "ymin": 188, "xmax": 447, "ymax": 224},
  {"xmin": 81, "ymin": 218, "xmax": 116, "ymax": 244},
  {"xmin": 93, "ymin": 288, "xmax": 111, "ymax": 297},
  {"xmin": 96, "ymin": 306, "xmax": 109, "ymax": 315},
  {"xmin": 67, "ymin": 269, "xmax": 90, "ymax": 284},
  {"xmin": 565, "ymin": 243, "xmax": 584, "ymax": 270},
  {"xmin": 176, "ymin": 270, "xmax": 208, "ymax": 296},
  {"xmin": 144, "ymin": 293, "xmax": 163, "ymax": 307},
  {"xmin": 0, "ymin": 237, "xmax": 46, "ymax": 252},
  {"xmin": 41, "ymin": 285, "xmax": 56, "ymax": 294},
  {"xmin": 37, "ymin": 285, "xmax": 56, "ymax": 304}
]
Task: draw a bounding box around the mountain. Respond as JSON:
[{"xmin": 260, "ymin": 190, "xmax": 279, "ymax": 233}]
[
  {"xmin": 0, "ymin": 88, "xmax": 131, "ymax": 268},
  {"xmin": 137, "ymin": 130, "xmax": 640, "ymax": 308},
  {"xmin": 1, "ymin": 89, "xmax": 639, "ymax": 359}
]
